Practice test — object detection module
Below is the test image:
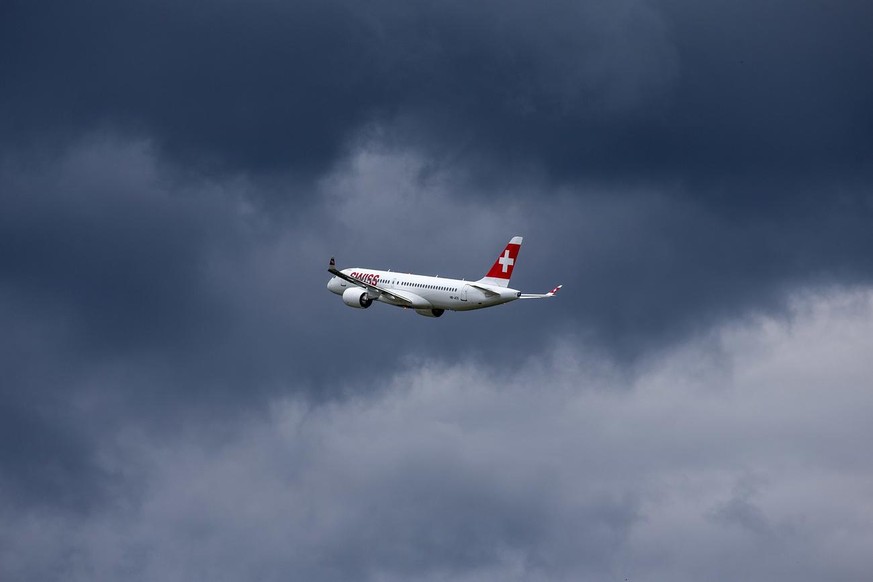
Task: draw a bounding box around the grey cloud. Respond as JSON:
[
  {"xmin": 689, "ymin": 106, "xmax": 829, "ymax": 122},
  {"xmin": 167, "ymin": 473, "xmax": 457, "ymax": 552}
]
[
  {"xmin": 318, "ymin": 144, "xmax": 873, "ymax": 361},
  {"xmin": 2, "ymin": 1, "xmax": 873, "ymax": 578},
  {"xmin": 708, "ymin": 476, "xmax": 778, "ymax": 536},
  {"xmin": 2, "ymin": 291, "xmax": 872, "ymax": 581},
  {"xmin": 0, "ymin": 137, "xmax": 317, "ymax": 508}
]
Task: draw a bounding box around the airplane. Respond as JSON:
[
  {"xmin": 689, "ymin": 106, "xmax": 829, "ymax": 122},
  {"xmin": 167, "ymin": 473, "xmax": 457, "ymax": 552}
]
[{"xmin": 326, "ymin": 236, "xmax": 561, "ymax": 317}]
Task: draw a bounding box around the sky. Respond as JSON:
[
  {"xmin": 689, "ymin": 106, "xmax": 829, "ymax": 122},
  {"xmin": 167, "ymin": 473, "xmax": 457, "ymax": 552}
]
[{"xmin": 2, "ymin": 1, "xmax": 872, "ymax": 580}]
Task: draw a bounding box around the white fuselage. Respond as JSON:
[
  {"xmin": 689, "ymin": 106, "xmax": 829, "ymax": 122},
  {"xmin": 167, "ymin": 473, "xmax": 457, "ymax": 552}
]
[{"xmin": 326, "ymin": 268, "xmax": 520, "ymax": 311}]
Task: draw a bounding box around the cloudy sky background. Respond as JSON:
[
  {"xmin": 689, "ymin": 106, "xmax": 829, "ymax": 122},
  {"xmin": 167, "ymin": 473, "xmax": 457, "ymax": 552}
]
[{"xmin": 2, "ymin": 1, "xmax": 872, "ymax": 580}]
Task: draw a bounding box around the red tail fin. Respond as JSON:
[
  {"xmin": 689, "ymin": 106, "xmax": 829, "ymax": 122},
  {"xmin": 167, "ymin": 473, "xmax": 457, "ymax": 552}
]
[{"xmin": 479, "ymin": 236, "xmax": 523, "ymax": 287}]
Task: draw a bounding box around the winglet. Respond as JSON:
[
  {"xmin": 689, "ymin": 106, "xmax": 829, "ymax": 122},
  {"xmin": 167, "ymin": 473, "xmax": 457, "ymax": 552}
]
[
  {"xmin": 328, "ymin": 257, "xmax": 337, "ymax": 273},
  {"xmin": 548, "ymin": 284, "xmax": 562, "ymax": 296}
]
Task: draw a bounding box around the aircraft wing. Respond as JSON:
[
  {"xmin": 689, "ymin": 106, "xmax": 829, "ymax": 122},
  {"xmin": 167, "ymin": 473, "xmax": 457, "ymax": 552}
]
[
  {"xmin": 519, "ymin": 284, "xmax": 562, "ymax": 299},
  {"xmin": 328, "ymin": 257, "xmax": 415, "ymax": 306}
]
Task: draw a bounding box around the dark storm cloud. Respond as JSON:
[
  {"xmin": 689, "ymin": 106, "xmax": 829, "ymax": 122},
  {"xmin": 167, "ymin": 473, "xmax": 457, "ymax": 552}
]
[
  {"xmin": 0, "ymin": 138, "xmax": 333, "ymax": 508},
  {"xmin": 3, "ymin": 0, "xmax": 870, "ymax": 184},
  {"xmin": 0, "ymin": 140, "xmax": 225, "ymax": 508},
  {"xmin": 2, "ymin": 0, "xmax": 382, "ymax": 173},
  {"xmin": 6, "ymin": 0, "xmax": 665, "ymax": 175},
  {"xmin": 5, "ymin": 0, "xmax": 871, "ymax": 336},
  {"xmin": 2, "ymin": 1, "xmax": 873, "ymax": 580}
]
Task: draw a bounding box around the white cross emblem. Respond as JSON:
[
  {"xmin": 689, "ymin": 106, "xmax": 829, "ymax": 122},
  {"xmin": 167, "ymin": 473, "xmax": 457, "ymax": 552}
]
[{"xmin": 498, "ymin": 250, "xmax": 514, "ymax": 273}]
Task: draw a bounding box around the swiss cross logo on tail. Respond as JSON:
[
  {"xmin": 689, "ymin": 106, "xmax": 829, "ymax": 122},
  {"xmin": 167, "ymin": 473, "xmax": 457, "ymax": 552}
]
[
  {"xmin": 498, "ymin": 250, "xmax": 514, "ymax": 272},
  {"xmin": 485, "ymin": 236, "xmax": 522, "ymax": 280}
]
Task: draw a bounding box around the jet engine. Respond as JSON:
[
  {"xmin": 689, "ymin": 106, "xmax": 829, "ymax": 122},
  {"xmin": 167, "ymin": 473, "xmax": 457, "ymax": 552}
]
[
  {"xmin": 415, "ymin": 308, "xmax": 445, "ymax": 318},
  {"xmin": 342, "ymin": 287, "xmax": 373, "ymax": 308}
]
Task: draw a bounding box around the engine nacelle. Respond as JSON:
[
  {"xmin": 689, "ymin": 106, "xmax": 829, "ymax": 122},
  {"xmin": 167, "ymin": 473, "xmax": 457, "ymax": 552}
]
[
  {"xmin": 415, "ymin": 308, "xmax": 445, "ymax": 318},
  {"xmin": 342, "ymin": 287, "xmax": 373, "ymax": 308}
]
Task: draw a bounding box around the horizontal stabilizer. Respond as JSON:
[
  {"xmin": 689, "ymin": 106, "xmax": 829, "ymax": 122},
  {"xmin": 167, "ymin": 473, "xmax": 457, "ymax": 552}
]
[{"xmin": 519, "ymin": 284, "xmax": 562, "ymax": 299}]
